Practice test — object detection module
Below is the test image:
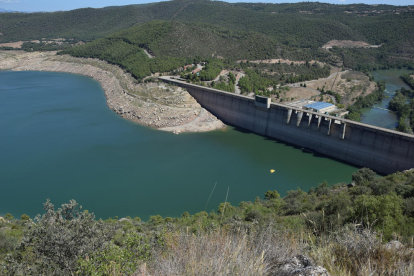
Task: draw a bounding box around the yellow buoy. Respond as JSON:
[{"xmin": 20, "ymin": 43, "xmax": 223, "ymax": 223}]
[{"xmin": 270, "ymin": 169, "xmax": 275, "ymax": 173}]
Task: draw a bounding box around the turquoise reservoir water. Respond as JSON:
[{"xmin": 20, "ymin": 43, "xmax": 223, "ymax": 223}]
[
  {"xmin": 360, "ymin": 69, "xmax": 412, "ymax": 129},
  {"xmin": 0, "ymin": 71, "xmax": 358, "ymax": 220}
]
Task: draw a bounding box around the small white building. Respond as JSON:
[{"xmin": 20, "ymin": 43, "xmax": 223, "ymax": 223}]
[{"xmin": 304, "ymin": 102, "xmax": 336, "ymax": 114}]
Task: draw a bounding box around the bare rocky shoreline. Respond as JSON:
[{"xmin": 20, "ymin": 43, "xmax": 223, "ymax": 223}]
[{"xmin": 0, "ymin": 51, "xmax": 226, "ymax": 133}]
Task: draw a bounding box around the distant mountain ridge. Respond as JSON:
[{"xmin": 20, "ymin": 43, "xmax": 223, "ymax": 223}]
[
  {"xmin": 0, "ymin": 1, "xmax": 413, "ymax": 45},
  {"xmin": 0, "ymin": 8, "xmax": 29, "ymax": 13},
  {"xmin": 0, "ymin": 8, "xmax": 16, "ymax": 13}
]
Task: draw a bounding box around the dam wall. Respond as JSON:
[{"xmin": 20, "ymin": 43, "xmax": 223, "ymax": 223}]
[{"xmin": 160, "ymin": 77, "xmax": 414, "ymax": 174}]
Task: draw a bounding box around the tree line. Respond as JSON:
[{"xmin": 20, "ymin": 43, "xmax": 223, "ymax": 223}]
[
  {"xmin": 388, "ymin": 87, "xmax": 414, "ymax": 133},
  {"xmin": 345, "ymin": 81, "xmax": 386, "ymax": 121},
  {"xmin": 401, "ymin": 74, "xmax": 414, "ymax": 90}
]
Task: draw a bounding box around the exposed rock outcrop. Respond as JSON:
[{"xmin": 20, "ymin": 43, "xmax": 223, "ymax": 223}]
[
  {"xmin": 272, "ymin": 255, "xmax": 331, "ymax": 276},
  {"xmin": 384, "ymin": 240, "xmax": 404, "ymax": 251}
]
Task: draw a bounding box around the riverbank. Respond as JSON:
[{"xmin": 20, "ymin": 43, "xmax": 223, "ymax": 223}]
[
  {"xmin": 360, "ymin": 68, "xmax": 412, "ymax": 129},
  {"xmin": 0, "ymin": 50, "xmax": 225, "ymax": 133}
]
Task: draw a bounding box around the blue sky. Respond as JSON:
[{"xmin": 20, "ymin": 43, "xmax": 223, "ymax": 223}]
[{"xmin": 0, "ymin": 0, "xmax": 412, "ymax": 12}]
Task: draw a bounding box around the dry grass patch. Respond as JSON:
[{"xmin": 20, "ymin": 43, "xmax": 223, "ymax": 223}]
[
  {"xmin": 322, "ymin": 40, "xmax": 370, "ymax": 49},
  {"xmin": 150, "ymin": 226, "xmax": 414, "ymax": 276},
  {"xmin": 0, "ymin": 41, "xmax": 25, "ymax": 48},
  {"xmin": 273, "ymin": 87, "xmax": 319, "ymax": 103},
  {"xmin": 150, "ymin": 226, "xmax": 302, "ymax": 276},
  {"xmin": 309, "ymin": 228, "xmax": 414, "ymax": 276},
  {"xmin": 305, "ymin": 70, "xmax": 376, "ymax": 107}
]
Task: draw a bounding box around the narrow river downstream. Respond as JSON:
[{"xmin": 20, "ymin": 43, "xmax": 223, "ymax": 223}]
[
  {"xmin": 360, "ymin": 68, "xmax": 412, "ymax": 128},
  {"xmin": 0, "ymin": 71, "xmax": 359, "ymax": 220}
]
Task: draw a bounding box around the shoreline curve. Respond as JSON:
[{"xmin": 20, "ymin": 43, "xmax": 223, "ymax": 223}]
[{"xmin": 0, "ymin": 50, "xmax": 226, "ymax": 133}]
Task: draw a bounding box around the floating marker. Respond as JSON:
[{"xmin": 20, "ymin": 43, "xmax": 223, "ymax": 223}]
[{"xmin": 270, "ymin": 169, "xmax": 275, "ymax": 173}]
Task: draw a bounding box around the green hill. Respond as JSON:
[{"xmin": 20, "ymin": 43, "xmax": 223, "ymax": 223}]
[
  {"xmin": 62, "ymin": 20, "xmax": 308, "ymax": 81},
  {"xmin": 2, "ymin": 1, "xmax": 414, "ymax": 76},
  {"xmin": 0, "ymin": 3, "xmax": 183, "ymax": 42},
  {"xmin": 1, "ymin": 1, "xmax": 413, "ymax": 49},
  {"xmin": 108, "ymin": 21, "xmax": 285, "ymax": 60}
]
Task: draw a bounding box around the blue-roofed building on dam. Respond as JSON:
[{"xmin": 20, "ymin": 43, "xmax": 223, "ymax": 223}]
[{"xmin": 303, "ymin": 102, "xmax": 336, "ymax": 114}]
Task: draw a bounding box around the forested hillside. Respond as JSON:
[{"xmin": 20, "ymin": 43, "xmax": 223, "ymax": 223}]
[
  {"xmin": 1, "ymin": 1, "xmax": 413, "ymax": 49},
  {"xmin": 61, "ymin": 21, "xmax": 306, "ymax": 81},
  {"xmin": 1, "ymin": 1, "xmax": 414, "ymax": 71},
  {"xmin": 0, "ymin": 3, "xmax": 182, "ymax": 42}
]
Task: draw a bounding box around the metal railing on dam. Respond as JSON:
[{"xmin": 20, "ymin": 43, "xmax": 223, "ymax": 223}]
[{"xmin": 159, "ymin": 76, "xmax": 414, "ymax": 174}]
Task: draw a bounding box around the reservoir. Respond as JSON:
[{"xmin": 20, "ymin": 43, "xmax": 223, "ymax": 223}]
[
  {"xmin": 0, "ymin": 71, "xmax": 358, "ymax": 220},
  {"xmin": 360, "ymin": 68, "xmax": 412, "ymax": 129}
]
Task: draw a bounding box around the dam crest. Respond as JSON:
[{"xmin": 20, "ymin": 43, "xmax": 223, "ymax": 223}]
[{"xmin": 160, "ymin": 76, "xmax": 414, "ymax": 174}]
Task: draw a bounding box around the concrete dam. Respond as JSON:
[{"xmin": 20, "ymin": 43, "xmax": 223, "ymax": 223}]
[{"xmin": 160, "ymin": 76, "xmax": 414, "ymax": 174}]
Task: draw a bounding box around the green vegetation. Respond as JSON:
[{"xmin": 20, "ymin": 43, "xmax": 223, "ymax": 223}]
[
  {"xmin": 320, "ymin": 89, "xmax": 342, "ymax": 103},
  {"xmin": 388, "ymin": 87, "xmax": 414, "ymax": 133},
  {"xmin": 212, "ymin": 72, "xmax": 236, "ymax": 93},
  {"xmin": 61, "ymin": 20, "xmax": 285, "ymax": 61},
  {"xmin": 60, "ymin": 20, "xmax": 287, "ymax": 81},
  {"xmin": 62, "ymin": 20, "xmax": 335, "ymax": 84},
  {"xmin": 345, "ymin": 81, "xmax": 386, "ymax": 121},
  {"xmin": 1, "ymin": 1, "xmax": 413, "ymax": 74},
  {"xmin": 345, "ymin": 75, "xmax": 414, "ymax": 133},
  {"xmin": 237, "ymin": 61, "xmax": 331, "ymax": 95},
  {"xmin": 401, "ymin": 73, "xmax": 414, "ymax": 90},
  {"xmin": 60, "ymin": 21, "xmax": 196, "ymax": 81},
  {"xmin": 238, "ymin": 68, "xmax": 278, "ymax": 94},
  {"xmin": 2, "ymin": 168, "xmax": 414, "ymax": 275},
  {"xmin": 0, "ymin": 4, "xmax": 183, "ymax": 42},
  {"xmin": 199, "ymin": 61, "xmax": 222, "ymax": 81}
]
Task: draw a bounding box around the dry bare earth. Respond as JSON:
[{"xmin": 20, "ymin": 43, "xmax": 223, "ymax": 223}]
[
  {"xmin": 272, "ymin": 87, "xmax": 319, "ymax": 103},
  {"xmin": 303, "ymin": 70, "xmax": 376, "ymax": 107},
  {"xmin": 0, "ymin": 39, "xmax": 69, "ymax": 48},
  {"xmin": 0, "ymin": 41, "xmax": 26, "ymax": 48},
  {"xmin": 0, "ymin": 51, "xmax": 225, "ymax": 133},
  {"xmin": 322, "ymin": 40, "xmax": 381, "ymax": 49},
  {"xmin": 237, "ymin": 58, "xmax": 324, "ymax": 66}
]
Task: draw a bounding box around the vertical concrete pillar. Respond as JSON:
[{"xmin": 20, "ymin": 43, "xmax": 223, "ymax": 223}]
[
  {"xmin": 340, "ymin": 123, "xmax": 346, "ymax": 139},
  {"xmin": 297, "ymin": 111, "xmax": 303, "ymax": 127},
  {"xmin": 327, "ymin": 118, "xmax": 332, "ymax": 135},
  {"xmin": 286, "ymin": 109, "xmax": 292, "ymax": 124},
  {"xmin": 308, "ymin": 113, "xmax": 313, "ymax": 126},
  {"xmin": 318, "ymin": 116, "xmax": 322, "ymax": 129}
]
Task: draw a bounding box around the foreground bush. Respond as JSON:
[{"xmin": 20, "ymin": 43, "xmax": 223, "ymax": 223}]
[{"xmin": 3, "ymin": 200, "xmax": 114, "ymax": 275}]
